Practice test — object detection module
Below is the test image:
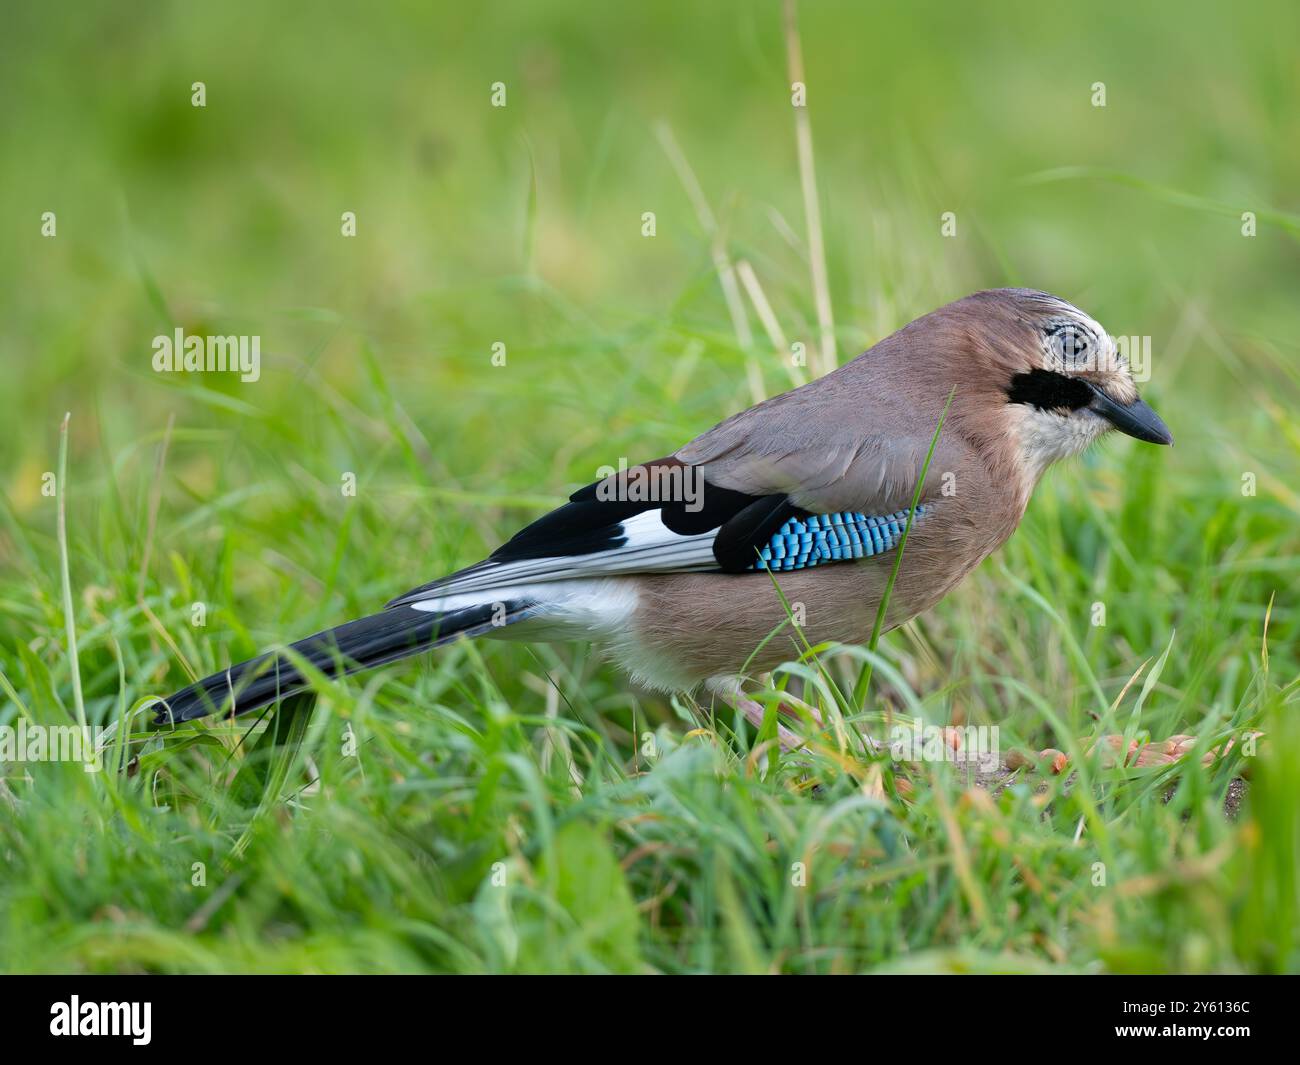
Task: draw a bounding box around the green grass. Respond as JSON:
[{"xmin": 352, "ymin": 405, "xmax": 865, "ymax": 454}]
[{"xmin": 1, "ymin": 0, "xmax": 1298, "ymax": 973}]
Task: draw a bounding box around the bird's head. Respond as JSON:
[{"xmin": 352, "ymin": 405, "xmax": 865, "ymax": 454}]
[{"xmin": 941, "ymin": 289, "xmax": 1172, "ymax": 482}]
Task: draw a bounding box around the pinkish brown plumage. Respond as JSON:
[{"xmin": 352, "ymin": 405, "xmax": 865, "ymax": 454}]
[{"xmin": 158, "ymin": 289, "xmax": 1171, "ymax": 743}]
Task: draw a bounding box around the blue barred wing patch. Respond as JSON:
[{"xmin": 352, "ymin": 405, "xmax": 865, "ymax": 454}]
[{"xmin": 748, "ymin": 507, "xmax": 927, "ymax": 572}]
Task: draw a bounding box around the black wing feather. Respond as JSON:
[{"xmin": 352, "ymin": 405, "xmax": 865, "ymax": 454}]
[
  {"xmin": 711, "ymin": 495, "xmax": 805, "ymax": 572},
  {"xmin": 386, "ymin": 460, "xmax": 798, "ymax": 606}
]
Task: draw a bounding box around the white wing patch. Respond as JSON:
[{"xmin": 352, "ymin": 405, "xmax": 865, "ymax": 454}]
[{"xmin": 399, "ymin": 511, "xmax": 720, "ymax": 603}]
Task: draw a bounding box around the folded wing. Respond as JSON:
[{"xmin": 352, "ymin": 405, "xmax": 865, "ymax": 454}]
[{"xmin": 387, "ymin": 399, "xmax": 954, "ymax": 607}]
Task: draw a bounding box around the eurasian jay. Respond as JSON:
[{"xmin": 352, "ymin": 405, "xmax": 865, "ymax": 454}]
[{"xmin": 157, "ymin": 289, "xmax": 1172, "ymax": 739}]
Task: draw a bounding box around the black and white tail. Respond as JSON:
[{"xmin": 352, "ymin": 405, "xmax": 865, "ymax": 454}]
[
  {"xmin": 153, "ymin": 455, "xmax": 834, "ymax": 725},
  {"xmin": 154, "ymin": 599, "xmax": 534, "ymax": 724}
]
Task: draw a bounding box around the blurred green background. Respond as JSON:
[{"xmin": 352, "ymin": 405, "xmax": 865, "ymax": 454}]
[
  {"xmin": 3, "ymin": 0, "xmax": 1297, "ymax": 484},
  {"xmin": 0, "ymin": 1, "xmax": 1296, "ymax": 973}
]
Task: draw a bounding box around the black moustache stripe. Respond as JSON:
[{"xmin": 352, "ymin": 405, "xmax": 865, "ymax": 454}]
[{"xmin": 1006, "ymin": 368, "xmax": 1093, "ymax": 411}]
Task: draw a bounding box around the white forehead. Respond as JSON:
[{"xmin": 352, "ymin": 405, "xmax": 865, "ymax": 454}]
[
  {"xmin": 1026, "ymin": 292, "xmax": 1121, "ymax": 374},
  {"xmin": 1027, "ymin": 292, "xmax": 1107, "ymax": 338}
]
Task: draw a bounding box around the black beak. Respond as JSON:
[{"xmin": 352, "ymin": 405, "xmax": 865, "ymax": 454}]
[{"xmin": 1086, "ymin": 383, "xmax": 1173, "ymax": 446}]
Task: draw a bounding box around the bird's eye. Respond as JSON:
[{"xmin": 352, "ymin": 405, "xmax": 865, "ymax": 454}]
[{"xmin": 1049, "ymin": 325, "xmax": 1091, "ymax": 365}]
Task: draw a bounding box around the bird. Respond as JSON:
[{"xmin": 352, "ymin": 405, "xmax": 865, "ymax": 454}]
[{"xmin": 156, "ymin": 288, "xmax": 1171, "ymax": 744}]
